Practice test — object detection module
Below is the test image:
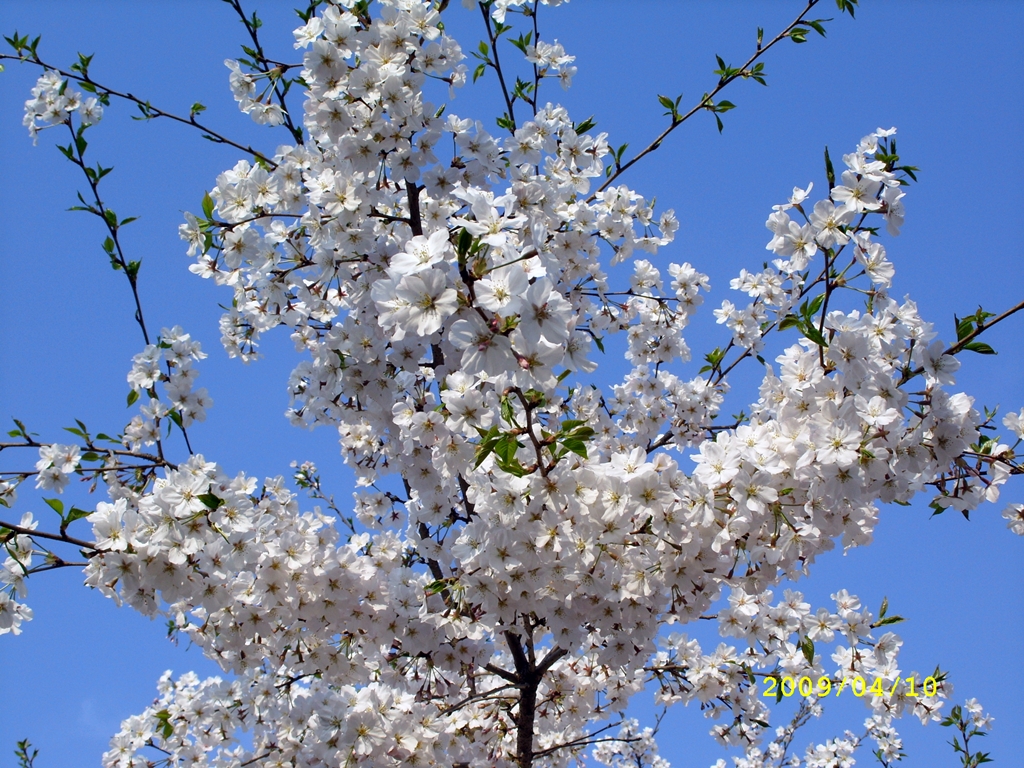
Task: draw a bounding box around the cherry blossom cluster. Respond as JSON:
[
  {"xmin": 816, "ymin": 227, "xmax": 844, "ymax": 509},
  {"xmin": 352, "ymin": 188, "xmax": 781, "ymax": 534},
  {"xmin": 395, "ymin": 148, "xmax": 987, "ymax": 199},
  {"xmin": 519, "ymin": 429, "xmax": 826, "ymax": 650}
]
[
  {"xmin": 22, "ymin": 68, "xmax": 102, "ymax": 143},
  {"xmin": 225, "ymin": 58, "xmax": 286, "ymax": 127},
  {"xmin": 648, "ymin": 587, "xmax": 950, "ymax": 766},
  {"xmin": 1000, "ymin": 410, "xmax": 1024, "ymax": 534},
  {"xmin": 0, "ymin": 512, "xmax": 36, "ymax": 635},
  {"xmin": 6, "ymin": 0, "xmax": 1020, "ymax": 765},
  {"xmin": 123, "ymin": 326, "xmax": 212, "ymax": 451},
  {"xmin": 33, "ymin": 443, "xmax": 81, "ymax": 493},
  {"xmin": 593, "ymin": 719, "xmax": 669, "ymax": 768}
]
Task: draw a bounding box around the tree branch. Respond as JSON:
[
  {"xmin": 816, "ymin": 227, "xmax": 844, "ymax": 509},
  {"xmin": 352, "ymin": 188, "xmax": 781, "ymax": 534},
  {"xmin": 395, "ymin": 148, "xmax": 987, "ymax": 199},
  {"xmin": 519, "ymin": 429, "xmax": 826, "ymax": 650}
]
[
  {"xmin": 596, "ymin": 0, "xmax": 823, "ymax": 196},
  {"xmin": 0, "ymin": 53, "xmax": 277, "ymax": 167},
  {"xmin": 898, "ymin": 298, "xmax": 1024, "ymax": 385},
  {"xmin": 0, "ymin": 520, "xmax": 97, "ymax": 551},
  {"xmin": 222, "ymin": 0, "xmax": 304, "ymax": 144},
  {"xmin": 479, "ymin": 2, "xmax": 518, "ymax": 132}
]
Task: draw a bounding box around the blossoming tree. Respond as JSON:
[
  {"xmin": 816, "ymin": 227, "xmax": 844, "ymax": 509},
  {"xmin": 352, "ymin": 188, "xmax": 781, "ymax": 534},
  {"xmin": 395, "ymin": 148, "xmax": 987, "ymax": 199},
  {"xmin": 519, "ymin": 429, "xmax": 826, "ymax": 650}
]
[{"xmin": 1, "ymin": 1, "xmax": 1021, "ymax": 767}]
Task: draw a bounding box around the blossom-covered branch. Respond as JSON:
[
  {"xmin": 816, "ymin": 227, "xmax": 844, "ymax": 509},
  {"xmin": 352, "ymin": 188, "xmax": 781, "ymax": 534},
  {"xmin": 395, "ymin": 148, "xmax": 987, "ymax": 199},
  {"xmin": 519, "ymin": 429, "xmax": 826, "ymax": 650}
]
[{"xmin": 2, "ymin": 1, "xmax": 1019, "ymax": 767}]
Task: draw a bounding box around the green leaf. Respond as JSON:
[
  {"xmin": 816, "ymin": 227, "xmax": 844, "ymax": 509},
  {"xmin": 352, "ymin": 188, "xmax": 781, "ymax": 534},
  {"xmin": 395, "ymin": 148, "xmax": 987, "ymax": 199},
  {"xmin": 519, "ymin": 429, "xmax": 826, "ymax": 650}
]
[
  {"xmin": 805, "ymin": 294, "xmax": 825, "ymax": 318},
  {"xmin": 963, "ymin": 341, "xmax": 996, "ymax": 355},
  {"xmin": 897, "ymin": 164, "xmax": 919, "ymax": 183},
  {"xmin": 800, "ymin": 637, "xmax": 814, "ymax": 666},
  {"xmin": 473, "ymin": 426, "xmax": 501, "ymax": 468},
  {"xmin": 872, "ymin": 614, "xmax": 906, "ymax": 628},
  {"xmin": 574, "ymin": 116, "xmax": 597, "ymax": 134},
  {"xmin": 457, "ymin": 227, "xmax": 473, "ymax": 258},
  {"xmin": 806, "ymin": 19, "xmax": 827, "ymax": 37},
  {"xmin": 836, "ymin": 0, "xmax": 857, "ymax": 18},
  {"xmin": 523, "ymin": 389, "xmax": 546, "ymax": 408},
  {"xmin": 495, "ymin": 456, "xmax": 527, "ymax": 477},
  {"xmin": 198, "ymin": 493, "xmax": 223, "ymax": 510},
  {"xmin": 500, "ymin": 395, "xmax": 517, "ymax": 426},
  {"xmin": 424, "ymin": 578, "xmax": 451, "ymax": 596},
  {"xmin": 65, "ymin": 507, "xmax": 91, "ymax": 525},
  {"xmin": 824, "ymin": 146, "xmax": 836, "ymax": 190},
  {"xmin": 702, "ymin": 347, "xmax": 724, "ymax": 370},
  {"xmin": 749, "ymin": 62, "xmax": 767, "ymax": 86},
  {"xmin": 494, "ymin": 434, "xmax": 521, "ymax": 463},
  {"xmin": 510, "ymin": 31, "xmax": 532, "ymax": 53},
  {"xmin": 44, "ymin": 498, "xmax": 64, "ymax": 516},
  {"xmin": 155, "ymin": 709, "xmax": 174, "ymax": 740},
  {"xmin": 802, "ymin": 324, "xmax": 828, "ymax": 348},
  {"xmin": 879, "ymin": 595, "xmax": 889, "ymax": 618},
  {"xmin": 560, "ymin": 438, "xmax": 588, "ymax": 458},
  {"xmin": 778, "ymin": 315, "xmax": 801, "ymax": 331},
  {"xmin": 201, "ymin": 191, "xmax": 215, "ymax": 220},
  {"xmin": 955, "ymin": 315, "xmax": 973, "ymax": 340},
  {"xmin": 127, "ymin": 389, "xmax": 140, "ymax": 407}
]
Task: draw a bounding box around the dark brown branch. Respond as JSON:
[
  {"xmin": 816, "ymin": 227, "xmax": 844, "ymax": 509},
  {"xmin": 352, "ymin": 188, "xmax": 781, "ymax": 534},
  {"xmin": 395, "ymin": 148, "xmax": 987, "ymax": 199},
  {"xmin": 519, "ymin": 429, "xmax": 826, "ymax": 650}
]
[
  {"xmin": 0, "ymin": 521, "xmax": 96, "ymax": 551},
  {"xmin": 406, "ymin": 180, "xmax": 424, "ymax": 236},
  {"xmin": 441, "ymin": 681, "xmax": 519, "ymax": 715},
  {"xmin": 484, "ymin": 662, "xmax": 519, "ymax": 684}
]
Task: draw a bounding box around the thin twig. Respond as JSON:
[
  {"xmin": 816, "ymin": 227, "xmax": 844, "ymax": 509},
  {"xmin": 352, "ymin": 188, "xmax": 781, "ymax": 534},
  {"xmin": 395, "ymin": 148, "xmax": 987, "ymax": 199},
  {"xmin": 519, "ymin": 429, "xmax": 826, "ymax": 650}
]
[
  {"xmin": 222, "ymin": 0, "xmax": 304, "ymax": 144},
  {"xmin": 595, "ymin": 0, "xmax": 822, "ymax": 196},
  {"xmin": 0, "ymin": 53, "xmax": 276, "ymax": 167},
  {"xmin": 899, "ymin": 298, "xmax": 1024, "ymax": 385},
  {"xmin": 479, "ymin": 2, "xmax": 518, "ymax": 132}
]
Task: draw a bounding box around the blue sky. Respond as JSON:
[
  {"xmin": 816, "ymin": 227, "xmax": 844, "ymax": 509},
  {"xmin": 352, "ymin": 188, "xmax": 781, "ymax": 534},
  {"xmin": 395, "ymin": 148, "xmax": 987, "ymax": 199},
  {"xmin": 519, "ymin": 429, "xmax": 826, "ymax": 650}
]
[{"xmin": 1, "ymin": 1, "xmax": 1021, "ymax": 766}]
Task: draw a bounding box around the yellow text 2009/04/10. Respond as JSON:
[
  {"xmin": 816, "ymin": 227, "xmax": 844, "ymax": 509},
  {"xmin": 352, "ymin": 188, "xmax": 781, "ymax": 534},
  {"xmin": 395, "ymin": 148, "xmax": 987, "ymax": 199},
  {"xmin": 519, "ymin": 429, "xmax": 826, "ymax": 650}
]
[{"xmin": 762, "ymin": 675, "xmax": 939, "ymax": 700}]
